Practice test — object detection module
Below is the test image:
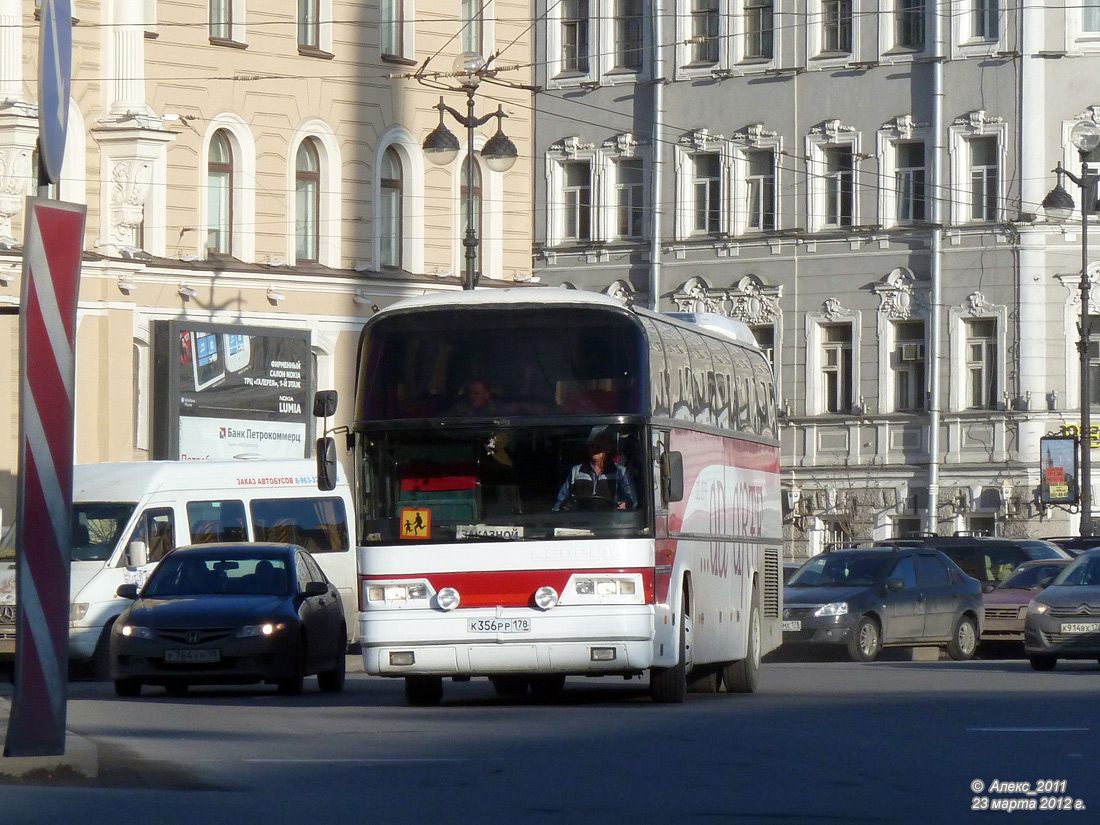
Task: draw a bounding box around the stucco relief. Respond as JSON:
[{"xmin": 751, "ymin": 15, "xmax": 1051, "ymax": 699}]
[
  {"xmin": 0, "ymin": 146, "xmax": 31, "ymax": 243},
  {"xmin": 670, "ymin": 274, "xmax": 781, "ymax": 323},
  {"xmin": 605, "ymin": 279, "xmax": 635, "ymax": 307},
  {"xmin": 874, "ymin": 267, "xmax": 928, "ymax": 319},
  {"xmin": 110, "ymin": 160, "xmax": 152, "ymax": 245}
]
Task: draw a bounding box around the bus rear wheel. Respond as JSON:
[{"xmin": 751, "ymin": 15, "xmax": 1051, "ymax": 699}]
[
  {"xmin": 650, "ymin": 595, "xmax": 689, "ymax": 704},
  {"xmin": 722, "ymin": 591, "xmax": 761, "ymax": 693},
  {"xmin": 405, "ymin": 675, "xmax": 444, "ymax": 706}
]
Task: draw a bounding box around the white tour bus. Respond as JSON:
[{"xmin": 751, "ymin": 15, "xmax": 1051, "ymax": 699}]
[
  {"xmin": 319, "ymin": 288, "xmax": 782, "ymax": 704},
  {"xmin": 21, "ymin": 458, "xmax": 357, "ymax": 674}
]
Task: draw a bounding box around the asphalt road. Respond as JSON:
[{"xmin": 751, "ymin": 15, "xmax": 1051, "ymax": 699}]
[{"xmin": 2, "ymin": 652, "xmax": 1098, "ymax": 825}]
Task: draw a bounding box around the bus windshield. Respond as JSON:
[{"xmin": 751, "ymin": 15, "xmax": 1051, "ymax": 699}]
[
  {"xmin": 358, "ymin": 424, "xmax": 650, "ymax": 544},
  {"xmin": 356, "ymin": 307, "xmax": 645, "ymax": 420}
]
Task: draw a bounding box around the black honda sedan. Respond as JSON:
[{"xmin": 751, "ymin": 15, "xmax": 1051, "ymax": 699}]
[
  {"xmin": 110, "ymin": 543, "xmax": 347, "ymax": 697},
  {"xmin": 783, "ymin": 547, "xmax": 982, "ymax": 662}
]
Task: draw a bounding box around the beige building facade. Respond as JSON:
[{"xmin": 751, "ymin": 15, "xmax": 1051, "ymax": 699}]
[{"xmin": 0, "ymin": 0, "xmax": 533, "ymax": 528}]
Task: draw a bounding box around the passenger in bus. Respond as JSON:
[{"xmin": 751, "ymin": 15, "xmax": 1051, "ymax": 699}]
[
  {"xmin": 553, "ymin": 433, "xmax": 638, "ymax": 511},
  {"xmin": 450, "ymin": 378, "xmax": 500, "ymax": 416}
]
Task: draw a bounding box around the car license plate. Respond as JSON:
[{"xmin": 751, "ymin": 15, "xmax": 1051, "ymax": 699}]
[
  {"xmin": 164, "ymin": 649, "xmax": 221, "ymax": 664},
  {"xmin": 467, "ymin": 618, "xmax": 531, "ymax": 633},
  {"xmin": 1060, "ymin": 622, "xmax": 1100, "ymax": 634},
  {"xmin": 782, "ymin": 620, "xmax": 801, "ymax": 632}
]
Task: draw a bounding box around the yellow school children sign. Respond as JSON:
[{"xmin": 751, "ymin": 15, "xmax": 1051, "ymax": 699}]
[{"xmin": 400, "ymin": 508, "xmax": 431, "ymax": 540}]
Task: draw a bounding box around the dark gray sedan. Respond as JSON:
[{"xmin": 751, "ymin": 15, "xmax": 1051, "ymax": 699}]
[
  {"xmin": 1024, "ymin": 550, "xmax": 1100, "ymax": 671},
  {"xmin": 110, "ymin": 542, "xmax": 347, "ymax": 697},
  {"xmin": 783, "ymin": 548, "xmax": 983, "ymax": 662}
]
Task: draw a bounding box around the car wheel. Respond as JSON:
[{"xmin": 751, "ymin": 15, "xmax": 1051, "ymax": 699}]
[
  {"xmin": 405, "ymin": 676, "xmax": 443, "ymax": 706},
  {"xmin": 277, "ymin": 635, "xmax": 307, "ymax": 696},
  {"xmin": 722, "ymin": 590, "xmax": 761, "ymax": 693},
  {"xmin": 317, "ymin": 627, "xmax": 347, "ymax": 693},
  {"xmin": 650, "ymin": 592, "xmax": 689, "ymax": 703},
  {"xmin": 947, "ymin": 615, "xmax": 978, "ymax": 661},
  {"xmin": 91, "ymin": 619, "xmax": 117, "ymax": 682},
  {"xmin": 491, "ymin": 676, "xmax": 529, "ymax": 697},
  {"xmin": 847, "ymin": 616, "xmax": 881, "ymax": 663},
  {"xmin": 1029, "ymin": 655, "xmax": 1057, "ymax": 671},
  {"xmin": 114, "ymin": 678, "xmax": 142, "ymax": 698}
]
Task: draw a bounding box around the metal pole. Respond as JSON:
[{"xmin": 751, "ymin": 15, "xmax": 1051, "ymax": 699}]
[
  {"xmin": 1082, "ymin": 156, "xmax": 1094, "ymax": 536},
  {"xmin": 463, "ymin": 87, "xmax": 478, "ymax": 291}
]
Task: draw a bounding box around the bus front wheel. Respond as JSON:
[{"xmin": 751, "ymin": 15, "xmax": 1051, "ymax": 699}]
[
  {"xmin": 405, "ymin": 676, "xmax": 444, "ymax": 706},
  {"xmin": 722, "ymin": 590, "xmax": 761, "ymax": 693},
  {"xmin": 650, "ymin": 596, "xmax": 689, "ymax": 704}
]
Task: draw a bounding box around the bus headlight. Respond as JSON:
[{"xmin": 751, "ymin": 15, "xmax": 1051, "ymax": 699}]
[
  {"xmin": 534, "ymin": 586, "xmax": 559, "ymax": 610},
  {"xmin": 365, "ymin": 581, "xmax": 431, "ymax": 604},
  {"xmin": 437, "ymin": 587, "xmax": 461, "ymax": 611}
]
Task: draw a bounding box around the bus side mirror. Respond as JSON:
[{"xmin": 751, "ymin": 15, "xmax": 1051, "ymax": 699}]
[
  {"xmin": 662, "ymin": 451, "xmax": 684, "ymax": 504},
  {"xmin": 128, "ymin": 540, "xmax": 148, "ymax": 568},
  {"xmin": 317, "ymin": 436, "xmax": 338, "ymax": 491},
  {"xmin": 313, "ymin": 390, "xmax": 338, "ymax": 419}
]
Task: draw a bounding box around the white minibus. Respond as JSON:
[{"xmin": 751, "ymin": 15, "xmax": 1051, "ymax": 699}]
[{"xmin": 63, "ymin": 458, "xmax": 357, "ymax": 675}]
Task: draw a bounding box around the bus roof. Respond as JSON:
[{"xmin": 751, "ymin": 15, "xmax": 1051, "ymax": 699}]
[
  {"xmin": 378, "ymin": 287, "xmax": 630, "ymax": 315},
  {"xmin": 72, "ymin": 459, "xmax": 340, "ymax": 501}
]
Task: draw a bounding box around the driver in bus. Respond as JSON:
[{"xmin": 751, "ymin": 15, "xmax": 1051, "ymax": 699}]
[{"xmin": 553, "ymin": 432, "xmax": 638, "ymax": 511}]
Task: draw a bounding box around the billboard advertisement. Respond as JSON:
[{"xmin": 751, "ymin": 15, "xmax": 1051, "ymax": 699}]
[
  {"xmin": 1040, "ymin": 435, "xmax": 1078, "ymax": 505},
  {"xmin": 153, "ymin": 321, "xmax": 311, "ymax": 460}
]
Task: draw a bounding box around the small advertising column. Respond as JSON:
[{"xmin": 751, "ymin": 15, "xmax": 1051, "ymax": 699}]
[
  {"xmin": 1039, "ymin": 435, "xmax": 1079, "ymax": 507},
  {"xmin": 151, "ymin": 321, "xmax": 312, "ymax": 460}
]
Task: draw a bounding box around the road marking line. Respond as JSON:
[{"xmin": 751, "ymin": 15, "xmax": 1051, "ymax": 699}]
[{"xmin": 967, "ymin": 727, "xmax": 1089, "ymax": 732}]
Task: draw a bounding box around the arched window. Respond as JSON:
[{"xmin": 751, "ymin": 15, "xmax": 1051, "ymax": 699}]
[
  {"xmin": 207, "ymin": 130, "xmax": 234, "ymax": 256},
  {"xmin": 460, "ymin": 156, "xmax": 482, "ymax": 276},
  {"xmin": 295, "ymin": 139, "xmax": 320, "ymax": 262},
  {"xmin": 379, "ymin": 147, "xmax": 402, "ymax": 268}
]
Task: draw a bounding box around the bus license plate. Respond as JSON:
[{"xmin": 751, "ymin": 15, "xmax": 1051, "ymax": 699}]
[
  {"xmin": 467, "ymin": 619, "xmax": 531, "ymax": 633},
  {"xmin": 1060, "ymin": 622, "xmax": 1100, "ymax": 634},
  {"xmin": 782, "ymin": 620, "xmax": 801, "ymax": 632},
  {"xmin": 164, "ymin": 649, "xmax": 222, "ymax": 664}
]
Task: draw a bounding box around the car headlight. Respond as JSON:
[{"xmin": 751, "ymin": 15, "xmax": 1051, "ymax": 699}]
[
  {"xmin": 119, "ymin": 624, "xmax": 154, "ymax": 639},
  {"xmin": 70, "ymin": 602, "xmax": 89, "ymax": 622},
  {"xmin": 814, "ymin": 602, "xmax": 849, "ymax": 618},
  {"xmin": 1027, "ymin": 600, "xmax": 1049, "ymax": 615},
  {"xmin": 238, "ymin": 622, "xmax": 286, "ymax": 638}
]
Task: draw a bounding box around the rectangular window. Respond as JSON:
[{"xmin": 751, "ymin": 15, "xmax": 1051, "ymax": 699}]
[
  {"xmin": 1087, "ymin": 0, "xmax": 1100, "ymax": 33},
  {"xmin": 969, "ymin": 137, "xmax": 998, "ymax": 222},
  {"xmin": 691, "ymin": 0, "xmax": 720, "ymax": 64},
  {"xmin": 1088, "ymin": 332, "xmax": 1100, "ymax": 407},
  {"xmin": 462, "ymin": 0, "xmax": 484, "ymax": 54},
  {"xmin": 973, "ymin": 0, "xmax": 999, "ymax": 40},
  {"xmin": 615, "ymin": 0, "xmax": 644, "ymax": 69},
  {"xmin": 562, "ymin": 0, "xmax": 590, "ymax": 72},
  {"xmin": 824, "ymin": 147, "xmax": 854, "ymax": 227},
  {"xmin": 692, "ymin": 154, "xmax": 722, "ymax": 234},
  {"xmin": 380, "ymin": 0, "xmax": 403, "ymax": 57},
  {"xmin": 894, "ymin": 320, "xmax": 926, "ymax": 412},
  {"xmin": 966, "ymin": 318, "xmax": 997, "ymax": 409},
  {"xmin": 744, "ymin": 0, "xmax": 774, "ymax": 59},
  {"xmin": 298, "ymin": 0, "xmax": 319, "ymax": 48},
  {"xmin": 751, "ymin": 325, "xmax": 775, "ymax": 369},
  {"xmin": 616, "ymin": 159, "xmax": 645, "ymax": 239},
  {"xmin": 822, "ymin": 0, "xmax": 853, "ymax": 53},
  {"xmin": 210, "ymin": 0, "xmax": 230, "ymax": 39},
  {"xmin": 896, "ymin": 141, "xmax": 926, "ymax": 224},
  {"xmin": 250, "ymin": 498, "xmax": 351, "ymax": 553},
  {"xmin": 746, "ymin": 150, "xmax": 776, "ymax": 231},
  {"xmin": 896, "ymin": 0, "xmax": 925, "ymax": 48},
  {"xmin": 822, "ymin": 324, "xmax": 853, "ymax": 413},
  {"xmin": 563, "ymin": 162, "xmax": 592, "ymax": 241}
]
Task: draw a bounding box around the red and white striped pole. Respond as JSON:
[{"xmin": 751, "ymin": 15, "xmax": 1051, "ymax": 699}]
[{"xmin": 4, "ymin": 198, "xmax": 86, "ymax": 757}]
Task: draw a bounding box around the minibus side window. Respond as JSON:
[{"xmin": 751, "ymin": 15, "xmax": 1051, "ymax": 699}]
[
  {"xmin": 128, "ymin": 508, "xmax": 176, "ymax": 564},
  {"xmin": 250, "ymin": 497, "xmax": 350, "ymax": 553},
  {"xmin": 186, "ymin": 500, "xmax": 248, "ymax": 543}
]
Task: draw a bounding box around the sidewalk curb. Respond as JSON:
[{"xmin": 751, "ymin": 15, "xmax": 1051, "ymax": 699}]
[{"xmin": 0, "ymin": 696, "xmax": 99, "ymax": 779}]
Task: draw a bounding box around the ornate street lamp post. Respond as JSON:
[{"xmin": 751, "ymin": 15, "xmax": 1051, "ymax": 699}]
[
  {"xmin": 1043, "ymin": 120, "xmax": 1100, "ymax": 536},
  {"xmin": 422, "ymin": 52, "xmax": 519, "ymax": 290}
]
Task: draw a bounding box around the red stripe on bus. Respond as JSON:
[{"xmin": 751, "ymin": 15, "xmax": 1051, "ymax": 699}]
[{"xmin": 365, "ymin": 568, "xmax": 656, "ymax": 608}]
